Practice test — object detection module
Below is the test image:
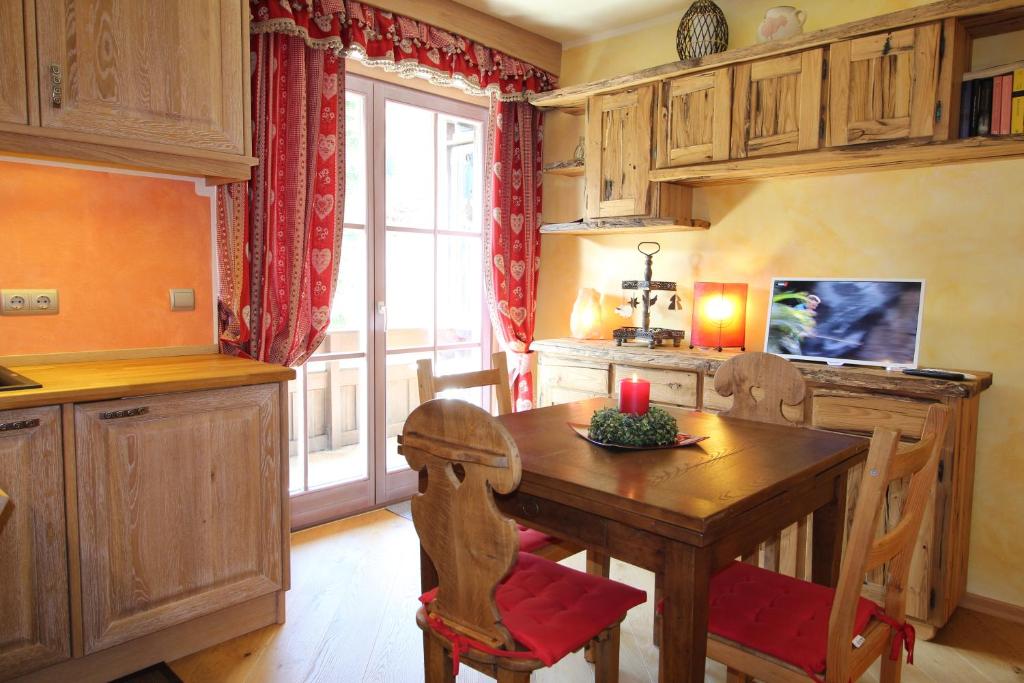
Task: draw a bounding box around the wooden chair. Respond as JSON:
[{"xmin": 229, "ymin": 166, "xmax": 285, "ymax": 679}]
[
  {"xmin": 705, "ymin": 404, "xmax": 949, "ymax": 683},
  {"xmin": 416, "ymin": 352, "xmax": 580, "ymax": 564},
  {"xmin": 654, "ymin": 351, "xmax": 808, "ymax": 645},
  {"xmin": 399, "ymin": 399, "xmax": 646, "ymax": 683}
]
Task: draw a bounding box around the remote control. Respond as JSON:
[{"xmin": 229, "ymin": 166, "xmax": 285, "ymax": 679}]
[{"xmin": 902, "ymin": 368, "xmax": 966, "ymax": 381}]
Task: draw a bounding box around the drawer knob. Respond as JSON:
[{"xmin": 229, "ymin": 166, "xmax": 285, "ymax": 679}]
[{"xmin": 519, "ymin": 500, "xmax": 541, "ymax": 517}]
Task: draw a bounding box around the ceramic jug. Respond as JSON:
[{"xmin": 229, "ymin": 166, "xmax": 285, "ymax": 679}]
[{"xmin": 757, "ymin": 6, "xmax": 807, "ymax": 43}]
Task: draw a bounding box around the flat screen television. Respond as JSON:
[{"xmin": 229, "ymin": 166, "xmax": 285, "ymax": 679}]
[{"xmin": 764, "ymin": 278, "xmax": 925, "ymax": 368}]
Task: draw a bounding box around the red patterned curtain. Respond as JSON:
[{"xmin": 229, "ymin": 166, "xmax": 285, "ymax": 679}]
[
  {"xmin": 218, "ymin": 6, "xmax": 346, "ymax": 366},
  {"xmin": 484, "ymin": 101, "xmax": 544, "ymax": 410}
]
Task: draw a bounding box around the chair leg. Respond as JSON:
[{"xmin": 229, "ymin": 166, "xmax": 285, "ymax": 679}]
[
  {"xmin": 593, "ymin": 625, "xmax": 621, "ymax": 683},
  {"xmin": 424, "ymin": 634, "xmax": 454, "ymax": 683},
  {"xmin": 496, "ymin": 668, "xmax": 531, "ymax": 683},
  {"xmin": 726, "ymin": 667, "xmax": 753, "ymax": 683},
  {"xmin": 795, "ymin": 516, "xmax": 810, "ymax": 580},
  {"xmin": 584, "ymin": 550, "xmax": 612, "ymax": 663},
  {"xmin": 879, "ymin": 650, "xmax": 904, "ymax": 683},
  {"xmin": 653, "ymin": 571, "xmax": 664, "ymax": 647}
]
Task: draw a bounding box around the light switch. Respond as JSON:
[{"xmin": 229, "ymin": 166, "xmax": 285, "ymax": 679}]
[{"xmin": 169, "ymin": 288, "xmax": 196, "ymax": 312}]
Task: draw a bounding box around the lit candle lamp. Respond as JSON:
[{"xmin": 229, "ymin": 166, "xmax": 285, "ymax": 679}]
[{"xmin": 618, "ymin": 373, "xmax": 651, "ymax": 415}]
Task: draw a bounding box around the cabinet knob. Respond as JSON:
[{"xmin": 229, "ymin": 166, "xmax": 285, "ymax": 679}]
[
  {"xmin": 0, "ymin": 418, "xmax": 40, "ymax": 432},
  {"xmin": 48, "ymin": 64, "xmax": 62, "ymax": 107}
]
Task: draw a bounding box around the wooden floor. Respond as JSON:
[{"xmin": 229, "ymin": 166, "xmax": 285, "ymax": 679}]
[{"xmin": 171, "ymin": 509, "xmax": 1024, "ymax": 683}]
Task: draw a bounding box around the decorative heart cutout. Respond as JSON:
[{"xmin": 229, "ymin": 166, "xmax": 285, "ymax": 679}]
[
  {"xmin": 510, "ymin": 214, "xmax": 524, "ymax": 234},
  {"xmin": 509, "ymin": 307, "xmax": 527, "ymax": 325},
  {"xmin": 314, "ymin": 194, "xmax": 334, "ymax": 220},
  {"xmin": 510, "ymin": 260, "xmax": 526, "ymax": 280},
  {"xmin": 311, "ymin": 306, "xmax": 330, "ymax": 330},
  {"xmin": 317, "ymin": 134, "xmax": 337, "ymax": 160},
  {"xmin": 312, "ymin": 248, "xmax": 332, "ymax": 274},
  {"xmin": 493, "ymin": 254, "xmax": 505, "ymax": 275}
]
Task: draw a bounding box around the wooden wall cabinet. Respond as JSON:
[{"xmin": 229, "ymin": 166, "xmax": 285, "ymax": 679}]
[
  {"xmin": 657, "ymin": 69, "xmax": 731, "ymax": 166},
  {"xmin": 0, "ymin": 406, "xmax": 70, "ymax": 679},
  {"xmin": 0, "ymin": 0, "xmax": 255, "ymax": 182},
  {"xmin": 74, "ymin": 385, "xmax": 283, "ymax": 655},
  {"xmin": 585, "ymin": 86, "xmax": 654, "ymax": 219},
  {"xmin": 731, "ymin": 49, "xmax": 824, "ymax": 158},
  {"xmin": 533, "ymin": 339, "xmax": 989, "ymax": 636},
  {"xmin": 827, "ymin": 23, "xmax": 943, "ymax": 146}
]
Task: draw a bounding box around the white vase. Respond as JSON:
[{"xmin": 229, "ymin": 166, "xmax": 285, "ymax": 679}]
[{"xmin": 757, "ymin": 6, "xmax": 807, "ymax": 43}]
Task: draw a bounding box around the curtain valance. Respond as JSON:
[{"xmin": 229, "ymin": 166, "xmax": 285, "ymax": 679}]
[{"xmin": 250, "ymin": 0, "xmax": 556, "ymax": 100}]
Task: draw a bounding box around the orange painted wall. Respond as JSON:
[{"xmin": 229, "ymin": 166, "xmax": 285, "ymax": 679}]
[{"xmin": 0, "ymin": 159, "xmax": 215, "ymax": 356}]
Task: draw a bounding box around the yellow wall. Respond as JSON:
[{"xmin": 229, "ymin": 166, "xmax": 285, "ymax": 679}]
[{"xmin": 540, "ymin": 2, "xmax": 1024, "ymax": 606}]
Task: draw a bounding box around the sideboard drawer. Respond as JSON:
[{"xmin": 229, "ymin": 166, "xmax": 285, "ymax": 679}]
[
  {"xmin": 538, "ymin": 359, "xmax": 609, "ymax": 394},
  {"xmin": 543, "ymin": 385, "xmax": 608, "ymax": 407},
  {"xmin": 811, "ymin": 390, "xmax": 933, "ymax": 438},
  {"xmin": 613, "ymin": 365, "xmax": 698, "ymax": 408}
]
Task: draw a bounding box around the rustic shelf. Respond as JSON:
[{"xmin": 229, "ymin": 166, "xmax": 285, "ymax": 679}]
[
  {"xmin": 648, "ymin": 136, "xmax": 1024, "ymax": 186},
  {"xmin": 541, "ymin": 217, "xmax": 711, "ymax": 235},
  {"xmin": 543, "ymin": 159, "xmax": 585, "ymax": 176}
]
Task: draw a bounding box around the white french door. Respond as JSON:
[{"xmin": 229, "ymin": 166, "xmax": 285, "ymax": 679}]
[{"xmin": 288, "ymin": 74, "xmax": 489, "ymax": 529}]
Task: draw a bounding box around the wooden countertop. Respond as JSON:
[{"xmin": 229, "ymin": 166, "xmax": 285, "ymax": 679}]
[
  {"xmin": 0, "ymin": 354, "xmax": 295, "ymax": 411},
  {"xmin": 531, "ymin": 339, "xmax": 992, "ymax": 399}
]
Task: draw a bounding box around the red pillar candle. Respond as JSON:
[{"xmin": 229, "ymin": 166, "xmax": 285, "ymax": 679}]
[{"xmin": 618, "ymin": 374, "xmax": 651, "ymax": 415}]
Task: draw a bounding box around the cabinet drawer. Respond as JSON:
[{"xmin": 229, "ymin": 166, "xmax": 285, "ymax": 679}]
[
  {"xmin": 542, "ymin": 386, "xmax": 607, "ymax": 407},
  {"xmin": 811, "ymin": 390, "xmax": 933, "ymax": 438},
  {"xmin": 538, "ymin": 361, "xmax": 609, "ymax": 395},
  {"xmin": 613, "ymin": 365, "xmax": 698, "ymax": 408}
]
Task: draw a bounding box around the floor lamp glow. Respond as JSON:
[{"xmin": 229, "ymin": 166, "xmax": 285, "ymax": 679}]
[{"xmin": 689, "ymin": 282, "xmax": 748, "ymax": 351}]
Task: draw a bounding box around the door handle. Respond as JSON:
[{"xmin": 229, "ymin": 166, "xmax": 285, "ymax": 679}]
[
  {"xmin": 0, "ymin": 418, "xmax": 39, "ymax": 432},
  {"xmin": 100, "ymin": 407, "xmax": 150, "ymax": 420},
  {"xmin": 376, "ymin": 300, "xmax": 387, "ymax": 327},
  {"xmin": 48, "ymin": 64, "xmax": 62, "ymax": 107}
]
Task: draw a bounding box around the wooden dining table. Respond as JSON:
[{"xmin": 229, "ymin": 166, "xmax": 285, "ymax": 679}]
[{"xmin": 417, "ymin": 397, "xmax": 869, "ymax": 683}]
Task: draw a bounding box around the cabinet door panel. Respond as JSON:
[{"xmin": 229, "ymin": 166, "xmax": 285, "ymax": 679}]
[
  {"xmin": 658, "ymin": 69, "xmax": 731, "ymax": 166},
  {"xmin": 828, "ymin": 23, "xmax": 941, "ymax": 146},
  {"xmin": 75, "ymin": 385, "xmax": 282, "ymax": 654},
  {"xmin": 0, "ymin": 0, "xmax": 31, "ymax": 124},
  {"xmin": 732, "ymin": 50, "xmax": 823, "ymax": 158},
  {"xmin": 586, "ymin": 86, "xmax": 653, "ymax": 218},
  {"xmin": 35, "ymin": 0, "xmax": 246, "ymax": 154},
  {"xmin": 0, "ymin": 406, "xmax": 70, "ymax": 679}
]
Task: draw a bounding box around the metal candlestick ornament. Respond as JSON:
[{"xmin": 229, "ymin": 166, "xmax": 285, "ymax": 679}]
[{"xmin": 612, "ymin": 242, "xmax": 685, "ymax": 349}]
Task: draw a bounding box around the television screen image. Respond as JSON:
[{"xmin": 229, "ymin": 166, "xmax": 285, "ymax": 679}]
[{"xmin": 765, "ymin": 279, "xmax": 924, "ymax": 367}]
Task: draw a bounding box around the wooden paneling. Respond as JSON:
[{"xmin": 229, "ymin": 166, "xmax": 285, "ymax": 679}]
[
  {"xmin": 585, "ymin": 86, "xmax": 654, "ymax": 219},
  {"xmin": 0, "ymin": 406, "xmax": 70, "ymax": 679},
  {"xmin": 74, "ymin": 385, "xmax": 283, "ymax": 654},
  {"xmin": 35, "ymin": 0, "xmax": 246, "ymax": 154},
  {"xmin": 657, "ymin": 69, "xmax": 731, "ymax": 166},
  {"xmin": 731, "ymin": 49, "xmax": 824, "ymax": 158},
  {"xmin": 0, "ymin": 0, "xmax": 31, "ymax": 124},
  {"xmin": 812, "ymin": 389, "xmax": 933, "ymax": 438},
  {"xmin": 828, "ymin": 23, "xmax": 942, "ymax": 146},
  {"xmin": 612, "ymin": 365, "xmax": 698, "ymax": 408}
]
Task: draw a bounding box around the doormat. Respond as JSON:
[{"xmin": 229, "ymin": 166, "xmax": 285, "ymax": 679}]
[
  {"xmin": 386, "ymin": 500, "xmax": 413, "ymax": 521},
  {"xmin": 113, "ymin": 663, "xmax": 184, "ymax": 683}
]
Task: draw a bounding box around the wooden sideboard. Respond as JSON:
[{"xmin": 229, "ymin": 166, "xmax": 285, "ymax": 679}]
[
  {"xmin": 532, "ymin": 338, "xmax": 991, "ymax": 636},
  {"xmin": 0, "ymin": 355, "xmax": 294, "ymax": 682}
]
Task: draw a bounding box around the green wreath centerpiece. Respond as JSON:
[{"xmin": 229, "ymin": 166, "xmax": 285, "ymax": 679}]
[{"xmin": 588, "ymin": 406, "xmax": 679, "ymax": 447}]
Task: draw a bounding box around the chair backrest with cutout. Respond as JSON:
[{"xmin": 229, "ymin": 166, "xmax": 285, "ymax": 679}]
[
  {"xmin": 714, "ymin": 351, "xmax": 806, "ymax": 426},
  {"xmin": 399, "ymin": 398, "xmax": 521, "ymax": 649},
  {"xmin": 417, "ymin": 352, "xmax": 514, "ymax": 415},
  {"xmin": 826, "ymin": 404, "xmax": 949, "ymax": 681}
]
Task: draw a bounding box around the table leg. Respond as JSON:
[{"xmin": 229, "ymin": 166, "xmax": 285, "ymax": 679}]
[
  {"xmin": 812, "ymin": 471, "xmax": 849, "ymax": 587},
  {"xmin": 658, "ymin": 542, "xmax": 712, "ymax": 683}
]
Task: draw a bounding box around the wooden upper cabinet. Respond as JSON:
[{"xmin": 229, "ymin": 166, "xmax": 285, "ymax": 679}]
[
  {"xmin": 0, "ymin": 0, "xmax": 32, "ymax": 124},
  {"xmin": 35, "ymin": 0, "xmax": 247, "ymax": 154},
  {"xmin": 74, "ymin": 385, "xmax": 283, "ymax": 654},
  {"xmin": 657, "ymin": 69, "xmax": 731, "ymax": 166},
  {"xmin": 586, "ymin": 85, "xmax": 654, "ymax": 218},
  {"xmin": 828, "ymin": 23, "xmax": 942, "ymax": 146},
  {"xmin": 731, "ymin": 50, "xmax": 824, "ymax": 158},
  {"xmin": 0, "ymin": 406, "xmax": 71, "ymax": 679}
]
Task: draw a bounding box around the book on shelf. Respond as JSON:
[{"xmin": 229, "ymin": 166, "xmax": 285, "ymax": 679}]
[{"xmin": 959, "ymin": 63, "xmax": 1024, "ymax": 137}]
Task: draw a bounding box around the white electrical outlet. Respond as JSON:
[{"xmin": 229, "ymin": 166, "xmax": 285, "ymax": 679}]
[{"xmin": 1, "ymin": 289, "xmax": 59, "ymax": 315}]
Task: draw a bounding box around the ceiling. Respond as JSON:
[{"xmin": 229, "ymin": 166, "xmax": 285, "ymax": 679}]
[{"xmin": 452, "ymin": 0, "xmax": 683, "ymax": 45}]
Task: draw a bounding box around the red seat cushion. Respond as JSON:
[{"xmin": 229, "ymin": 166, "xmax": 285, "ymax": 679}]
[
  {"xmin": 708, "ymin": 561, "xmax": 880, "ymax": 676},
  {"xmin": 517, "ymin": 524, "xmax": 556, "ymax": 553},
  {"xmin": 421, "ymin": 551, "xmax": 646, "ymax": 667}
]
